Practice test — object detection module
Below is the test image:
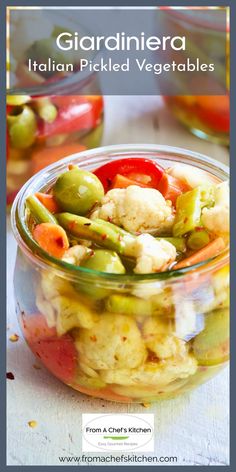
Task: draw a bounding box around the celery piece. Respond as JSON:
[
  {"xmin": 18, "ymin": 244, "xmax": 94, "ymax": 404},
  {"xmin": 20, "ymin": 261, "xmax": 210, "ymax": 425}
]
[
  {"xmin": 192, "ymin": 308, "xmax": 229, "ymax": 366},
  {"xmin": 200, "ymin": 185, "xmax": 215, "ymax": 209},
  {"xmin": 173, "ymin": 187, "xmax": 202, "ymax": 237},
  {"xmin": 187, "ymin": 230, "xmax": 210, "ymax": 251},
  {"xmin": 173, "ymin": 185, "xmax": 214, "ymax": 237}
]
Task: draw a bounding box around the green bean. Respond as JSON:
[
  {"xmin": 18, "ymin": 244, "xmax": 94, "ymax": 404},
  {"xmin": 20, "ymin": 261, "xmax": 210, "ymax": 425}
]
[
  {"xmin": 187, "ymin": 230, "xmax": 210, "ymax": 251},
  {"xmin": 94, "ymin": 218, "xmax": 133, "ymax": 239},
  {"xmin": 105, "ymin": 294, "xmax": 153, "ymax": 316},
  {"xmin": 26, "ymin": 195, "xmax": 57, "ymax": 224},
  {"xmin": 56, "ymin": 213, "xmax": 136, "ymax": 255}
]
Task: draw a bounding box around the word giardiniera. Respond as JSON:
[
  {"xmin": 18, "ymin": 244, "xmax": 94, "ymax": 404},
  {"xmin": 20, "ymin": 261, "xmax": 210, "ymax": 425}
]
[{"xmin": 56, "ymin": 31, "xmax": 186, "ymax": 51}]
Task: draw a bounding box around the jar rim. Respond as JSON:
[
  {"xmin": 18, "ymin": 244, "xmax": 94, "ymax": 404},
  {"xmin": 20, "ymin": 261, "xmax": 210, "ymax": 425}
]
[{"xmin": 11, "ymin": 144, "xmax": 229, "ymax": 286}]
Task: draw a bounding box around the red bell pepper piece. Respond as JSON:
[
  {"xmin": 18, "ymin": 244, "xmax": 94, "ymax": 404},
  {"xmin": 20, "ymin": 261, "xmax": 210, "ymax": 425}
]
[
  {"xmin": 37, "ymin": 96, "xmax": 103, "ymax": 139},
  {"xmin": 21, "ymin": 313, "xmax": 77, "ymax": 383},
  {"xmin": 93, "ymin": 158, "xmax": 165, "ymax": 192}
]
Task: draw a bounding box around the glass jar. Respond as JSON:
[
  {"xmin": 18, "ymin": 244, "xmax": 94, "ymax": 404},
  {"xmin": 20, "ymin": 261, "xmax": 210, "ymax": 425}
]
[
  {"xmin": 162, "ymin": 9, "xmax": 230, "ymax": 146},
  {"xmin": 7, "ymin": 16, "xmax": 104, "ymax": 205},
  {"xmin": 11, "ymin": 145, "xmax": 229, "ymax": 403}
]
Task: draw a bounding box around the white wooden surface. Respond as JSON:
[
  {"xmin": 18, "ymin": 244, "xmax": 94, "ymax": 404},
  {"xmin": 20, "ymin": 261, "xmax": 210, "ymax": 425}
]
[{"xmin": 7, "ymin": 96, "xmax": 229, "ymax": 466}]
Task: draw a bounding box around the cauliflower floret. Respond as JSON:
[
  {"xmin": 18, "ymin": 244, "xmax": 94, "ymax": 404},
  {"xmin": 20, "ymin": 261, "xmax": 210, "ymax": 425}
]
[
  {"xmin": 62, "ymin": 245, "xmax": 91, "ymax": 265},
  {"xmin": 201, "ymin": 181, "xmax": 229, "ymax": 236},
  {"xmin": 51, "ymin": 295, "xmax": 96, "ymax": 335},
  {"xmin": 75, "ymin": 313, "xmax": 147, "ymax": 370},
  {"xmin": 168, "ymin": 163, "xmax": 215, "ymax": 188},
  {"xmin": 36, "ymin": 271, "xmax": 96, "ymax": 334},
  {"xmin": 132, "ymin": 234, "xmax": 176, "ymax": 274},
  {"xmin": 91, "ymin": 185, "xmax": 174, "ymax": 234},
  {"xmin": 172, "ymin": 293, "xmax": 200, "ymax": 341},
  {"xmin": 100, "ymin": 354, "xmax": 197, "ymax": 387},
  {"xmin": 142, "ymin": 317, "xmax": 187, "ymax": 359},
  {"xmin": 40, "ymin": 271, "xmax": 75, "ymax": 301}
]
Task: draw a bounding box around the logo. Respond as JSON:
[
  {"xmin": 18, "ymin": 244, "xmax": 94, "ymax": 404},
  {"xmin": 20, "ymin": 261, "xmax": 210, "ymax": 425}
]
[{"xmin": 82, "ymin": 414, "xmax": 154, "ymax": 452}]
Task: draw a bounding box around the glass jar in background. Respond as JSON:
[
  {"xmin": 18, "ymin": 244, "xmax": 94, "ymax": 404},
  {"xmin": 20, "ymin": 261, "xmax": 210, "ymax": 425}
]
[
  {"xmin": 7, "ymin": 12, "xmax": 104, "ymax": 204},
  {"xmin": 7, "ymin": 93, "xmax": 104, "ymax": 204},
  {"xmin": 11, "ymin": 145, "xmax": 229, "ymax": 403},
  {"xmin": 163, "ymin": 9, "xmax": 230, "ymax": 146}
]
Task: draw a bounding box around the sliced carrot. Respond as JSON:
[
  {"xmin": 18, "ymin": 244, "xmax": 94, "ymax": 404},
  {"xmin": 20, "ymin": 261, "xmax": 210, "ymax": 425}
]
[
  {"xmin": 174, "ymin": 237, "xmax": 225, "ymax": 270},
  {"xmin": 111, "ymin": 173, "xmax": 148, "ymax": 189},
  {"xmin": 32, "ymin": 223, "xmax": 69, "ymax": 258},
  {"xmin": 35, "ymin": 192, "xmax": 59, "ymax": 214},
  {"xmin": 31, "ymin": 143, "xmax": 86, "ymax": 174},
  {"xmin": 157, "ymin": 173, "xmax": 191, "ymax": 205}
]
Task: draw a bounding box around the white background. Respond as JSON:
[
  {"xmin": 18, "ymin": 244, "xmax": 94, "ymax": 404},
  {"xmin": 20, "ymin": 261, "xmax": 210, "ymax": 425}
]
[{"xmin": 7, "ymin": 95, "xmax": 229, "ymax": 466}]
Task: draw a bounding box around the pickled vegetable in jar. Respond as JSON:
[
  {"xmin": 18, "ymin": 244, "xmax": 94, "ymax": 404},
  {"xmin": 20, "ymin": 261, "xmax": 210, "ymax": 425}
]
[{"xmin": 11, "ymin": 145, "xmax": 229, "ymax": 403}]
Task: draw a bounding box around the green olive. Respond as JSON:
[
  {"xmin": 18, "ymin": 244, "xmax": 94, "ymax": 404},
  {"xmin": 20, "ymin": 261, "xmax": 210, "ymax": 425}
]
[
  {"xmin": 81, "ymin": 249, "xmax": 126, "ymax": 274},
  {"xmin": 8, "ymin": 106, "xmax": 37, "ymax": 149},
  {"xmin": 78, "ymin": 250, "xmax": 125, "ymax": 300},
  {"xmin": 53, "ymin": 168, "xmax": 104, "ymax": 215}
]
